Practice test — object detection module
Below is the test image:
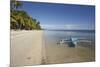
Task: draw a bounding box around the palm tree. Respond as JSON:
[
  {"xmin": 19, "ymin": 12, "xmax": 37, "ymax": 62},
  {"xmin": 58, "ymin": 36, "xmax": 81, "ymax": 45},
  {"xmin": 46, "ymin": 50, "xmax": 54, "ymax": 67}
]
[
  {"xmin": 10, "ymin": 1, "xmax": 42, "ymax": 30},
  {"xmin": 11, "ymin": 0, "xmax": 23, "ymax": 10},
  {"xmin": 36, "ymin": 21, "xmax": 41, "ymax": 30}
]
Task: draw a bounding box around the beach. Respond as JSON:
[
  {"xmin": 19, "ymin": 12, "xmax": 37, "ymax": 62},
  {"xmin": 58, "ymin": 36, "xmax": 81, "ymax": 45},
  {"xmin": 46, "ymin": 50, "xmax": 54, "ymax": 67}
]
[
  {"xmin": 10, "ymin": 30, "xmax": 95, "ymax": 66},
  {"xmin": 11, "ymin": 30, "xmax": 43, "ymax": 66}
]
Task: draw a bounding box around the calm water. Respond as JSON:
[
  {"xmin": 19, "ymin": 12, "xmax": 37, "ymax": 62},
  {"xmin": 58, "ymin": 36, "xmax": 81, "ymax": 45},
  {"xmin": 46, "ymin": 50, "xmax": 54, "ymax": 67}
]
[
  {"xmin": 44, "ymin": 30, "xmax": 95, "ymax": 63},
  {"xmin": 44, "ymin": 30, "xmax": 95, "ymax": 46}
]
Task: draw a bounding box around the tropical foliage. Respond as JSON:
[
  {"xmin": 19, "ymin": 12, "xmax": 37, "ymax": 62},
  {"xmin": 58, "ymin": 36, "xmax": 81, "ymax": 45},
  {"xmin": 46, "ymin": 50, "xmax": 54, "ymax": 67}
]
[{"xmin": 10, "ymin": 0, "xmax": 41, "ymax": 30}]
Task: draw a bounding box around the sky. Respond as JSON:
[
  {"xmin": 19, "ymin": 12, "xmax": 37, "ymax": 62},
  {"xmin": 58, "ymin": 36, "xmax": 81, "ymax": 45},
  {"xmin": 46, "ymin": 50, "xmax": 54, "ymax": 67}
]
[{"xmin": 18, "ymin": 1, "xmax": 95, "ymax": 30}]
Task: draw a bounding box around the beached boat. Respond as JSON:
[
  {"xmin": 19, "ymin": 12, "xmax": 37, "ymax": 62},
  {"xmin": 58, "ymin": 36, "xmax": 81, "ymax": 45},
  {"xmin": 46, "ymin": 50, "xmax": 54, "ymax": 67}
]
[
  {"xmin": 57, "ymin": 37, "xmax": 71, "ymax": 44},
  {"xmin": 57, "ymin": 37, "xmax": 75, "ymax": 47},
  {"xmin": 57, "ymin": 37, "xmax": 92, "ymax": 47}
]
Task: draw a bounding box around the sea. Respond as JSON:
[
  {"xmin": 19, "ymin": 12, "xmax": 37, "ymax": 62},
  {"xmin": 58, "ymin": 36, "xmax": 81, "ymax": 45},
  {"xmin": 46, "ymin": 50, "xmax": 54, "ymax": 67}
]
[
  {"xmin": 44, "ymin": 30, "xmax": 95, "ymax": 47},
  {"xmin": 43, "ymin": 30, "xmax": 95, "ymax": 63}
]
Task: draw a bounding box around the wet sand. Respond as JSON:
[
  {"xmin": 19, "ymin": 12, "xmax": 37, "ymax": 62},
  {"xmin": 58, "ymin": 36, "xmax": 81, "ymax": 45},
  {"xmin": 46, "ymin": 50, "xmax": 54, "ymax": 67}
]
[
  {"xmin": 45, "ymin": 42, "xmax": 95, "ymax": 64},
  {"xmin": 11, "ymin": 30, "xmax": 43, "ymax": 66}
]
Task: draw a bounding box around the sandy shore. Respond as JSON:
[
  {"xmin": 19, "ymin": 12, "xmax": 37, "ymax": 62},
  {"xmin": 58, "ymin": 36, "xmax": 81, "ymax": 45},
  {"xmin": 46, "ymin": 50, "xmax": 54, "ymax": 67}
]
[
  {"xmin": 11, "ymin": 30, "xmax": 43, "ymax": 66},
  {"xmin": 10, "ymin": 30, "xmax": 95, "ymax": 66}
]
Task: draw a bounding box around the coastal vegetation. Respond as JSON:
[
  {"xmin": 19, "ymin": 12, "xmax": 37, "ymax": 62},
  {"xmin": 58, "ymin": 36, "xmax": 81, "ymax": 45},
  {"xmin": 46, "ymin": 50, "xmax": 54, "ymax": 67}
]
[{"xmin": 10, "ymin": 0, "xmax": 41, "ymax": 30}]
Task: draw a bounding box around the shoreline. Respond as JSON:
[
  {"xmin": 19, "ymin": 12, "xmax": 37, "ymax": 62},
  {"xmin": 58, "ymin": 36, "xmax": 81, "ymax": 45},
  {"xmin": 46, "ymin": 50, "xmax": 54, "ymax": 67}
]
[{"xmin": 10, "ymin": 30, "xmax": 95, "ymax": 66}]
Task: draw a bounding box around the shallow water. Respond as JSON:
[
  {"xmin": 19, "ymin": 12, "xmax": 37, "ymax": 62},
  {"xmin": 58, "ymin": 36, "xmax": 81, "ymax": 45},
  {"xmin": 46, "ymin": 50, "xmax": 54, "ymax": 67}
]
[
  {"xmin": 43, "ymin": 30, "xmax": 95, "ymax": 64},
  {"xmin": 44, "ymin": 30, "xmax": 95, "ymax": 47}
]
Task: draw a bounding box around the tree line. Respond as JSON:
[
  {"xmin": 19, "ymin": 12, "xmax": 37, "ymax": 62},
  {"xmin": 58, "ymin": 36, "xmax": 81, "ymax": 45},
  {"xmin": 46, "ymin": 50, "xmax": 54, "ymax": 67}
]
[{"xmin": 10, "ymin": 0, "xmax": 41, "ymax": 30}]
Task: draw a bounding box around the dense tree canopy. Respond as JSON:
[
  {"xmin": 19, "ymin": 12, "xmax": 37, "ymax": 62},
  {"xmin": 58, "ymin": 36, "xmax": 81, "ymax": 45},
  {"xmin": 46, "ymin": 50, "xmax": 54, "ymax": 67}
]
[{"xmin": 10, "ymin": 0, "xmax": 41, "ymax": 30}]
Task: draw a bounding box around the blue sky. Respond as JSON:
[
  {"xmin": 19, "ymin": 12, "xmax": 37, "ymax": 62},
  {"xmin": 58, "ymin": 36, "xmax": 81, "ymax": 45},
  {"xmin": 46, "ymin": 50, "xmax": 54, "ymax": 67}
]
[{"xmin": 18, "ymin": 1, "xmax": 95, "ymax": 30}]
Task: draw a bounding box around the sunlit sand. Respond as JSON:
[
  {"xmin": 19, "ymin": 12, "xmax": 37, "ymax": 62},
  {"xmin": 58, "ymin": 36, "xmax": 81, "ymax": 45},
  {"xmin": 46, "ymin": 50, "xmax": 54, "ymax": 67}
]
[{"xmin": 11, "ymin": 30, "xmax": 43, "ymax": 66}]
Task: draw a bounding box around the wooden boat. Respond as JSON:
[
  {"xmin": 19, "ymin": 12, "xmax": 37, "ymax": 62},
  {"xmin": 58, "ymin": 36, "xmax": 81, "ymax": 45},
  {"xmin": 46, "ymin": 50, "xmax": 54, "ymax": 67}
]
[
  {"xmin": 57, "ymin": 37, "xmax": 75, "ymax": 47},
  {"xmin": 57, "ymin": 37, "xmax": 91, "ymax": 47}
]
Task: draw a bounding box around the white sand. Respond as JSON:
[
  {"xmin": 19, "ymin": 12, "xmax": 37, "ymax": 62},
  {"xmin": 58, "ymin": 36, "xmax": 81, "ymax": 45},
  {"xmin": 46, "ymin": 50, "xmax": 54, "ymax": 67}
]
[{"xmin": 11, "ymin": 30, "xmax": 43, "ymax": 66}]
